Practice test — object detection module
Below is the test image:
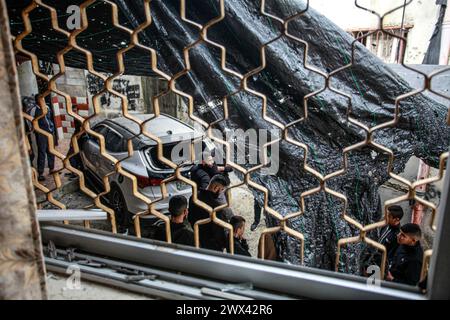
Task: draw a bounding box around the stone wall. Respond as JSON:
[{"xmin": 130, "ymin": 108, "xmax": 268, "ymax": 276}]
[{"xmin": 0, "ymin": 0, "xmax": 47, "ymax": 299}]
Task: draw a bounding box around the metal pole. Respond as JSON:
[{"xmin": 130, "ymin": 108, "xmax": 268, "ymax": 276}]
[
  {"xmin": 41, "ymin": 224, "xmax": 425, "ymax": 300},
  {"xmin": 427, "ymin": 152, "xmax": 450, "ymax": 299},
  {"xmin": 396, "ymin": 0, "xmax": 408, "ymax": 63}
]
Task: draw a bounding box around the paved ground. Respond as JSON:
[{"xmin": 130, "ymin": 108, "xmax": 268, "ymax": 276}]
[{"xmin": 33, "ymin": 138, "xmax": 79, "ymax": 205}]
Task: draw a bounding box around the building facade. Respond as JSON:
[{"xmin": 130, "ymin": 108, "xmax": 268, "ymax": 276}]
[{"xmin": 310, "ymin": 0, "xmax": 447, "ymax": 64}]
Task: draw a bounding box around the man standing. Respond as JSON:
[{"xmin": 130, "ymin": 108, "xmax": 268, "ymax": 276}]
[
  {"xmin": 154, "ymin": 195, "xmax": 194, "ymax": 246},
  {"xmin": 188, "ymin": 174, "xmax": 234, "ymax": 252},
  {"xmin": 387, "ymin": 223, "xmax": 423, "ymax": 286},
  {"xmin": 65, "ymin": 107, "xmax": 84, "ymax": 179},
  {"xmin": 361, "ymin": 204, "xmax": 404, "ymax": 276},
  {"xmin": 190, "ymin": 151, "xmax": 232, "ymax": 191},
  {"xmin": 32, "ymin": 95, "xmax": 56, "ymax": 181},
  {"xmin": 379, "ymin": 205, "xmax": 404, "ymax": 266},
  {"xmin": 249, "ymin": 175, "xmax": 274, "ymax": 232},
  {"xmin": 22, "ymin": 97, "xmax": 36, "ymax": 164}
]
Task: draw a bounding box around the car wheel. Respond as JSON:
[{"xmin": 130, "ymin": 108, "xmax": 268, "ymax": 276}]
[{"xmin": 110, "ymin": 185, "xmax": 130, "ymax": 234}]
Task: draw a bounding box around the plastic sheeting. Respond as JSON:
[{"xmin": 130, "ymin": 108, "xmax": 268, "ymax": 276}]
[
  {"xmin": 422, "ymin": 1, "xmax": 447, "ymax": 64},
  {"xmin": 7, "ymin": 0, "xmax": 450, "ymax": 273}
]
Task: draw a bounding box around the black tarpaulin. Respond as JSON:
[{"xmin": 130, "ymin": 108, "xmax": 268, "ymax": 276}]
[
  {"xmin": 423, "ymin": 1, "xmax": 447, "ymax": 64},
  {"xmin": 6, "ymin": 0, "xmax": 450, "ymax": 274}
]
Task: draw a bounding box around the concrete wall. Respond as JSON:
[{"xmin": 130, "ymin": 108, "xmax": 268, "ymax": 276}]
[
  {"xmin": 54, "ymin": 65, "xmax": 87, "ymax": 97},
  {"xmin": 17, "ymin": 61, "xmax": 38, "ymax": 97},
  {"xmin": 386, "ymin": 0, "xmax": 440, "ymax": 64},
  {"xmin": 86, "ymin": 72, "xmax": 146, "ymax": 118},
  {"xmin": 310, "ymin": 0, "xmax": 441, "ymax": 64}
]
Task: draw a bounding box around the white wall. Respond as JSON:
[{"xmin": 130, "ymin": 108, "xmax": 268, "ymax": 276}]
[
  {"xmin": 17, "ymin": 61, "xmax": 38, "ymax": 98},
  {"xmin": 53, "ymin": 65, "xmax": 87, "ymax": 97},
  {"xmin": 310, "ymin": 0, "xmax": 378, "ymax": 30},
  {"xmin": 310, "ymin": 0, "xmax": 441, "ymax": 64}
]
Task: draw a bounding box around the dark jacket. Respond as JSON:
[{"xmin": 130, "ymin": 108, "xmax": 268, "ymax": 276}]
[
  {"xmin": 154, "ymin": 221, "xmax": 195, "ymax": 247},
  {"xmin": 228, "ymin": 237, "xmax": 251, "ymax": 257},
  {"xmin": 389, "ymin": 242, "xmax": 423, "ymax": 286},
  {"xmin": 188, "ymin": 190, "xmax": 233, "ymax": 252},
  {"xmin": 190, "ymin": 164, "xmax": 232, "ymax": 190},
  {"xmin": 190, "ymin": 164, "xmax": 220, "ymax": 190},
  {"xmin": 33, "ymin": 104, "xmax": 55, "ymax": 134},
  {"xmin": 363, "ymin": 224, "xmax": 401, "ymax": 274},
  {"xmin": 23, "ymin": 97, "xmax": 54, "ymax": 133},
  {"xmin": 379, "ymin": 224, "xmax": 400, "ymax": 265}
]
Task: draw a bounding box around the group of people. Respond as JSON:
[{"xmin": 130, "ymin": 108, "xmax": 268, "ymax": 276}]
[
  {"xmin": 153, "ymin": 183, "xmax": 252, "ymax": 257},
  {"xmin": 153, "ymin": 154, "xmax": 426, "ymax": 288},
  {"xmin": 153, "ymin": 179, "xmax": 252, "ymax": 255},
  {"xmin": 154, "ymin": 151, "xmax": 279, "ymax": 259},
  {"xmin": 22, "ymin": 94, "xmax": 83, "ymax": 181},
  {"xmin": 372, "ymin": 205, "xmax": 424, "ymax": 286},
  {"xmin": 153, "ymin": 152, "xmax": 253, "ymax": 257},
  {"xmin": 21, "ymin": 99, "xmax": 425, "ymax": 287}
]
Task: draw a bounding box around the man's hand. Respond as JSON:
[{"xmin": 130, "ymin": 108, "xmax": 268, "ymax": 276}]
[
  {"xmin": 386, "ymin": 271, "xmax": 394, "ymax": 281},
  {"xmin": 220, "ymin": 165, "xmax": 233, "ymax": 173}
]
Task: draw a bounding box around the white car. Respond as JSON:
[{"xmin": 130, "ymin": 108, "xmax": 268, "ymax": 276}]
[{"xmin": 79, "ymin": 113, "xmax": 214, "ymax": 233}]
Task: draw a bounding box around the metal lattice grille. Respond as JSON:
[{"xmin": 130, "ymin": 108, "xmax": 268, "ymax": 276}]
[{"xmin": 8, "ymin": 0, "xmax": 450, "ymax": 286}]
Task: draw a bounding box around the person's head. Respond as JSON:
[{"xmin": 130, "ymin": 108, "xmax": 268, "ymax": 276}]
[
  {"xmin": 22, "ymin": 96, "xmax": 35, "ymax": 112},
  {"xmin": 202, "ymin": 151, "xmax": 215, "ymax": 168},
  {"xmin": 21, "ymin": 97, "xmax": 29, "ymax": 112},
  {"xmin": 230, "ymin": 215, "xmax": 246, "ymax": 239},
  {"xmin": 207, "ymin": 174, "xmax": 228, "ymax": 196},
  {"xmin": 397, "ymin": 223, "xmax": 422, "ymax": 246},
  {"xmin": 168, "ymin": 195, "xmax": 188, "ymax": 222},
  {"xmin": 386, "ymin": 205, "xmax": 403, "ymax": 226}
]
